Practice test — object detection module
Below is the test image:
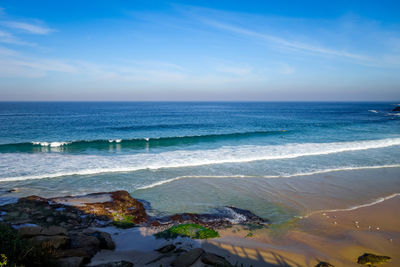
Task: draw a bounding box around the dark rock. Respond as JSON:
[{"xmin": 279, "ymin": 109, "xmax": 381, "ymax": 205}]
[
  {"xmin": 93, "ymin": 231, "xmax": 115, "ymax": 250},
  {"xmin": 174, "ymin": 248, "xmax": 187, "ymax": 254},
  {"xmin": 92, "ymin": 261, "xmax": 134, "ymax": 267},
  {"xmin": 171, "ymin": 248, "xmax": 204, "ymax": 267},
  {"xmin": 151, "ymin": 206, "xmax": 269, "ymax": 229},
  {"xmin": 316, "ymin": 262, "xmax": 334, "ymax": 267},
  {"xmin": 30, "ymin": 235, "xmax": 69, "ymax": 249},
  {"xmin": 7, "ymin": 188, "xmax": 18, "ymax": 193},
  {"xmin": 41, "ymin": 225, "xmax": 68, "ymax": 236},
  {"xmin": 55, "ymin": 248, "xmax": 92, "ymax": 258},
  {"xmin": 155, "ymin": 244, "xmax": 176, "ymax": 253},
  {"xmin": 70, "ymin": 233, "xmax": 100, "ymax": 249},
  {"xmin": 50, "ymin": 191, "xmax": 148, "ymax": 226},
  {"xmin": 55, "ymin": 256, "xmax": 84, "ymax": 267},
  {"xmin": 201, "ymin": 252, "xmax": 232, "ymax": 266},
  {"xmin": 392, "ymin": 106, "xmax": 400, "ymax": 112},
  {"xmin": 18, "ymin": 226, "xmax": 44, "ymax": 237},
  {"xmin": 357, "ymin": 253, "xmax": 391, "ymax": 265}
]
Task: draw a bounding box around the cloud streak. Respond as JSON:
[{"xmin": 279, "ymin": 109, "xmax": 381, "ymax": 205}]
[
  {"xmin": 2, "ymin": 21, "xmax": 54, "ymax": 35},
  {"xmin": 203, "ymin": 19, "xmax": 370, "ymax": 62}
]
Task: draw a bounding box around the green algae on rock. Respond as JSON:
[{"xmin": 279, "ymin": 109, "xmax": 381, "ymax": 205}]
[
  {"xmin": 357, "ymin": 253, "xmax": 391, "ymax": 266},
  {"xmin": 155, "ymin": 223, "xmax": 219, "ymax": 239}
]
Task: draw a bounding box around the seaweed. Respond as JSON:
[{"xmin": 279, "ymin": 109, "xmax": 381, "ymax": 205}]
[{"xmin": 154, "ymin": 223, "xmax": 219, "ymax": 239}]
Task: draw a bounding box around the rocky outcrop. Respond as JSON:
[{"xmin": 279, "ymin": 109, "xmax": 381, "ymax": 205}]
[
  {"xmin": 357, "ymin": 253, "xmax": 391, "ymax": 266},
  {"xmin": 0, "ymin": 192, "xmax": 125, "ymax": 267},
  {"xmin": 151, "ymin": 206, "xmax": 269, "ymax": 229},
  {"xmin": 92, "ymin": 261, "xmax": 134, "ymax": 267},
  {"xmin": 56, "ymin": 256, "xmax": 85, "ymax": 267},
  {"xmin": 0, "ymin": 190, "xmax": 268, "ymax": 266},
  {"xmin": 1, "ymin": 191, "xmax": 148, "ymax": 230},
  {"xmin": 171, "ymin": 248, "xmax": 204, "ymax": 267},
  {"xmin": 201, "ymin": 252, "xmax": 232, "ymax": 266},
  {"xmin": 392, "ymin": 106, "xmax": 400, "ymax": 112},
  {"xmin": 156, "ymin": 244, "xmax": 176, "ymax": 253}
]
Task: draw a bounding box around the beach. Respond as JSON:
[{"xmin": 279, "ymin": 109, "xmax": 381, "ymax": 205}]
[
  {"xmin": 86, "ymin": 195, "xmax": 400, "ymax": 266},
  {"xmin": 0, "ymin": 102, "xmax": 399, "ymax": 266},
  {"xmin": 1, "ymin": 0, "xmax": 400, "ymax": 265}
]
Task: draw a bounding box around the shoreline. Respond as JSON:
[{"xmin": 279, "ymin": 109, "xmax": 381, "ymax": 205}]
[
  {"xmin": 1, "ymin": 189, "xmax": 398, "ymax": 266},
  {"xmin": 90, "ymin": 194, "xmax": 400, "ymax": 266}
]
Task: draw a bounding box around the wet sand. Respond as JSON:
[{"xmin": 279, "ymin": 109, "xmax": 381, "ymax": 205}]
[
  {"xmin": 90, "ymin": 195, "xmax": 400, "ymax": 266},
  {"xmin": 204, "ymin": 195, "xmax": 400, "ymax": 266}
]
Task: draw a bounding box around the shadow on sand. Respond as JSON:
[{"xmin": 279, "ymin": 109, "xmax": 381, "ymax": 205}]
[{"xmin": 200, "ymin": 240, "xmax": 305, "ymax": 267}]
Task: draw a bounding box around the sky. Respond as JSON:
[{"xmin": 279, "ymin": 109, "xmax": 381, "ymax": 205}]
[{"xmin": 0, "ymin": 0, "xmax": 400, "ymax": 101}]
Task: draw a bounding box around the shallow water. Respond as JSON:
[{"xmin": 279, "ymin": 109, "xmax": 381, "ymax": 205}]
[{"xmin": 0, "ymin": 102, "xmax": 399, "ymax": 223}]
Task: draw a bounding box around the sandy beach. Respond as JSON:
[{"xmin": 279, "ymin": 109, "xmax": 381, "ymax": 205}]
[{"xmin": 88, "ymin": 195, "xmax": 400, "ymax": 266}]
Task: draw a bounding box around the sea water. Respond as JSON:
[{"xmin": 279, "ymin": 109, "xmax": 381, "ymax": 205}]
[{"xmin": 0, "ymin": 102, "xmax": 399, "ymax": 223}]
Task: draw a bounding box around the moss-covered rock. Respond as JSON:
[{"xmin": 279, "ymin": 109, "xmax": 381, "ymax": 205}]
[
  {"xmin": 357, "ymin": 253, "xmax": 391, "ymax": 266},
  {"xmin": 111, "ymin": 213, "xmax": 137, "ymax": 228},
  {"xmin": 155, "ymin": 223, "xmax": 219, "ymax": 239}
]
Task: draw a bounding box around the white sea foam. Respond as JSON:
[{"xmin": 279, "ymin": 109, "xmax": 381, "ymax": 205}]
[
  {"xmin": 31, "ymin": 141, "xmax": 70, "ymax": 147},
  {"xmin": 137, "ymin": 164, "xmax": 400, "ymax": 190},
  {"xmin": 304, "ymin": 193, "xmax": 400, "ymax": 217},
  {"xmin": 2, "ymin": 137, "xmax": 400, "ymax": 182},
  {"xmin": 368, "ymin": 110, "xmax": 378, "ymax": 113},
  {"xmin": 108, "ymin": 139, "xmax": 122, "ymax": 143}
]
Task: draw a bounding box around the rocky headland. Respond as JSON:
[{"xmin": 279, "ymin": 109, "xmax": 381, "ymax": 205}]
[{"xmin": 0, "ymin": 190, "xmax": 269, "ymax": 266}]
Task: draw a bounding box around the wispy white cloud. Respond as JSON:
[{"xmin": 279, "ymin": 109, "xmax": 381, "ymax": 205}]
[
  {"xmin": 0, "ymin": 45, "xmax": 18, "ymax": 56},
  {"xmin": 203, "ymin": 19, "xmax": 369, "ymax": 62},
  {"xmin": 2, "ymin": 21, "xmax": 54, "ymax": 35},
  {"xmin": 0, "ymin": 29, "xmax": 34, "ymax": 45}
]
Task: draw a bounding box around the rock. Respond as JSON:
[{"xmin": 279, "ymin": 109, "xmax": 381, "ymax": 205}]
[
  {"xmin": 174, "ymin": 248, "xmax": 187, "ymax": 254},
  {"xmin": 201, "ymin": 252, "xmax": 232, "ymax": 266},
  {"xmin": 316, "ymin": 262, "xmax": 334, "ymax": 267},
  {"xmin": 357, "ymin": 253, "xmax": 391, "ymax": 265},
  {"xmin": 51, "ymin": 190, "xmax": 148, "ymax": 225},
  {"xmin": 7, "ymin": 188, "xmax": 18, "ymax": 193},
  {"xmin": 46, "ymin": 217, "xmax": 54, "ymax": 223},
  {"xmin": 92, "ymin": 261, "xmax": 134, "ymax": 267},
  {"xmin": 70, "ymin": 234, "xmax": 100, "ymax": 249},
  {"xmin": 55, "ymin": 256, "xmax": 84, "ymax": 267},
  {"xmin": 55, "ymin": 248, "xmax": 92, "ymax": 259},
  {"xmin": 171, "ymin": 248, "xmax": 204, "ymax": 267},
  {"xmin": 18, "ymin": 226, "xmax": 44, "ymax": 237},
  {"xmin": 41, "ymin": 225, "xmax": 68, "ymax": 236},
  {"xmin": 152, "ymin": 206, "xmax": 269, "ymax": 229},
  {"xmin": 156, "ymin": 244, "xmax": 176, "ymax": 253},
  {"xmin": 392, "ymin": 106, "xmax": 400, "ymax": 112},
  {"xmin": 93, "ymin": 231, "xmax": 115, "ymax": 250},
  {"xmin": 31, "ymin": 235, "xmax": 69, "ymax": 249}
]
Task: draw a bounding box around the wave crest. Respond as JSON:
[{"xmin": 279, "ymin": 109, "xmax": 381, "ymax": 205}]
[{"xmin": 0, "ymin": 137, "xmax": 400, "ymax": 182}]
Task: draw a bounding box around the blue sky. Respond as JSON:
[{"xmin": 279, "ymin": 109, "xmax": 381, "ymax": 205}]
[{"xmin": 0, "ymin": 0, "xmax": 399, "ymax": 101}]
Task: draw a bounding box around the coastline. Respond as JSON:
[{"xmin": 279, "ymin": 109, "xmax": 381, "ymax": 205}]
[
  {"xmin": 1, "ymin": 189, "xmax": 397, "ymax": 266},
  {"xmin": 1, "ymin": 165, "xmax": 400, "ymax": 266},
  {"xmin": 87, "ymin": 194, "xmax": 399, "ymax": 266}
]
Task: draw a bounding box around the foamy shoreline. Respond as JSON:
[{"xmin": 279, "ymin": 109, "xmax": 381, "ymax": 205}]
[{"xmin": 89, "ymin": 193, "xmax": 400, "ymax": 266}]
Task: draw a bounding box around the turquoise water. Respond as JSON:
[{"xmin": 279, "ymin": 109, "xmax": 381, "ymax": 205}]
[{"xmin": 0, "ymin": 102, "xmax": 399, "ymax": 223}]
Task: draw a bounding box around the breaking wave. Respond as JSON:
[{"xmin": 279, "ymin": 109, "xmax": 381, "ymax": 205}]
[{"xmin": 0, "ymin": 137, "xmax": 400, "ymax": 182}]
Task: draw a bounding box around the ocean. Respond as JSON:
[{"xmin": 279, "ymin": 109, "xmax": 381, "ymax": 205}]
[{"xmin": 0, "ymin": 102, "xmax": 399, "ymax": 223}]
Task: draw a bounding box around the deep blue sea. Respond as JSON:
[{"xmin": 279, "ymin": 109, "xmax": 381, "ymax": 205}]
[{"xmin": 1, "ymin": 102, "xmax": 399, "ymax": 223}]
